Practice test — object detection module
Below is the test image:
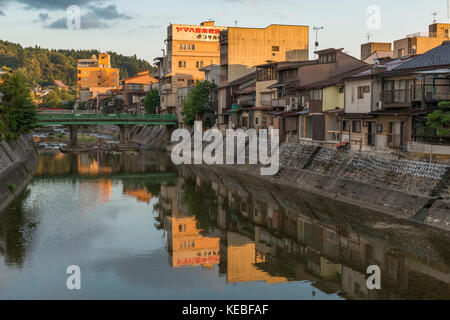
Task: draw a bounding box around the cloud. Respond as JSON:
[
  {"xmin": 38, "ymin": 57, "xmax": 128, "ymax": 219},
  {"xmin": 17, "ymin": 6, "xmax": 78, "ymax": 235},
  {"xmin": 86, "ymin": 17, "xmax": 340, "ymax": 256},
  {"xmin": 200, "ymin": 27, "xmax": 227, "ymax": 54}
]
[
  {"xmin": 0, "ymin": 10, "xmax": 4, "ymax": 16},
  {"xmin": 88, "ymin": 4, "xmax": 131, "ymax": 20},
  {"xmin": 37, "ymin": 12, "xmax": 50, "ymax": 22},
  {"xmin": 1, "ymin": 0, "xmax": 100, "ymax": 11}
]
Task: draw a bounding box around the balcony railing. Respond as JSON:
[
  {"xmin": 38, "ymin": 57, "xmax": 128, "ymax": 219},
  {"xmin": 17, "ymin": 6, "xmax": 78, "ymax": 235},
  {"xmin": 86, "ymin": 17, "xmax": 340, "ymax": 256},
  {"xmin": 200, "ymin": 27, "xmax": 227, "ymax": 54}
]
[
  {"xmin": 381, "ymin": 89, "xmax": 412, "ymax": 105},
  {"xmin": 238, "ymin": 97, "xmax": 255, "ymax": 106},
  {"xmin": 272, "ymin": 99, "xmax": 287, "ymax": 108},
  {"xmin": 412, "ymin": 135, "xmax": 450, "ymax": 145}
]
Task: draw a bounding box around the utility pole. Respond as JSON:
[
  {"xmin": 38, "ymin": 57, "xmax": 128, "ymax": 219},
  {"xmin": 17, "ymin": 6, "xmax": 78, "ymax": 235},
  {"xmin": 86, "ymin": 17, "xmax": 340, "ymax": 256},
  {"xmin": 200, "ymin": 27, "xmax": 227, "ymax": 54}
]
[{"xmin": 313, "ymin": 26, "xmax": 324, "ymax": 59}]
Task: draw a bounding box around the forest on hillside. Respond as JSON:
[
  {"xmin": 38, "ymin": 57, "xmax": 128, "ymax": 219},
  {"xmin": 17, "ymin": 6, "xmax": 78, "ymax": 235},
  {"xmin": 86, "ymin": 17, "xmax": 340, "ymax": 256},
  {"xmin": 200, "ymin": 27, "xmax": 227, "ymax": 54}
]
[{"xmin": 0, "ymin": 39, "xmax": 155, "ymax": 87}]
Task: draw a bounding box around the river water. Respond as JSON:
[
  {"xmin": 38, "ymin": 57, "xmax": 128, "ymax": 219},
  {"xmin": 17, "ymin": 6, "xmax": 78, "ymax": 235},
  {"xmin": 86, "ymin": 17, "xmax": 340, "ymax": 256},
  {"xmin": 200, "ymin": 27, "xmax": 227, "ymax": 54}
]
[{"xmin": 0, "ymin": 150, "xmax": 449, "ymax": 300}]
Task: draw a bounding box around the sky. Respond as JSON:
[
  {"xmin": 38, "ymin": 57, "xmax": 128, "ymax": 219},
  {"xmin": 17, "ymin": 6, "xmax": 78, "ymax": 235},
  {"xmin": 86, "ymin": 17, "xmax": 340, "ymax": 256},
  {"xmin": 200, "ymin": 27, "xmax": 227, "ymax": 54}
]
[{"xmin": 0, "ymin": 0, "xmax": 449, "ymax": 64}]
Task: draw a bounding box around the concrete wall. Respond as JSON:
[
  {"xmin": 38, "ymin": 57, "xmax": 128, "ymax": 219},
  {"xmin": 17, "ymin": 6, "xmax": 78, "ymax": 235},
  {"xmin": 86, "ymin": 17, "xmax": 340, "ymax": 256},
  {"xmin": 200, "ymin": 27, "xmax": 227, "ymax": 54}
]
[{"xmin": 0, "ymin": 135, "xmax": 39, "ymax": 214}]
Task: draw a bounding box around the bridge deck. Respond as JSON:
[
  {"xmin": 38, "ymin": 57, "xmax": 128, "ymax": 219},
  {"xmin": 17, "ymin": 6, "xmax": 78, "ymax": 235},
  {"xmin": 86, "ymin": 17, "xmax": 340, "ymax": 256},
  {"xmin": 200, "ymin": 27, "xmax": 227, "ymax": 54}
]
[{"xmin": 37, "ymin": 113, "xmax": 177, "ymax": 126}]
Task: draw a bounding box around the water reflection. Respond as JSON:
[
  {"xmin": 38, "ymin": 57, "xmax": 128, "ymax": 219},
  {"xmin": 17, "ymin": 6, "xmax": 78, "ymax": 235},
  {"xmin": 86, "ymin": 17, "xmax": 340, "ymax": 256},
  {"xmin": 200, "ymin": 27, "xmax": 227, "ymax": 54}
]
[
  {"xmin": 0, "ymin": 150, "xmax": 449, "ymax": 299},
  {"xmin": 160, "ymin": 165, "xmax": 450, "ymax": 300}
]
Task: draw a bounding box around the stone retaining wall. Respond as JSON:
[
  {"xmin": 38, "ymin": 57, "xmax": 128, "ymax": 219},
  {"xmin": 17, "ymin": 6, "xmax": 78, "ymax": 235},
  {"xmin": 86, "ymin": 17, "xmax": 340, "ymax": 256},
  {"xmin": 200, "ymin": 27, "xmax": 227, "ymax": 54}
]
[
  {"xmin": 280, "ymin": 143, "xmax": 449, "ymax": 197},
  {"xmin": 0, "ymin": 135, "xmax": 39, "ymax": 214}
]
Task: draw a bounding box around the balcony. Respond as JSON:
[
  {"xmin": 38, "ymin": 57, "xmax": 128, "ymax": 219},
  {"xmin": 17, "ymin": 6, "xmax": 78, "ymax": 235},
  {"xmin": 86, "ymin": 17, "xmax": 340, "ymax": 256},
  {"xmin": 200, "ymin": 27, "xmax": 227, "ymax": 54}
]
[
  {"xmin": 382, "ymin": 88, "xmax": 450, "ymax": 105},
  {"xmin": 381, "ymin": 89, "xmax": 412, "ymax": 105},
  {"xmin": 412, "ymin": 135, "xmax": 450, "ymax": 145},
  {"xmin": 161, "ymin": 83, "xmax": 172, "ymax": 92},
  {"xmin": 272, "ymin": 98, "xmax": 287, "ymax": 108},
  {"xmin": 237, "ymin": 96, "xmax": 255, "ymax": 107}
]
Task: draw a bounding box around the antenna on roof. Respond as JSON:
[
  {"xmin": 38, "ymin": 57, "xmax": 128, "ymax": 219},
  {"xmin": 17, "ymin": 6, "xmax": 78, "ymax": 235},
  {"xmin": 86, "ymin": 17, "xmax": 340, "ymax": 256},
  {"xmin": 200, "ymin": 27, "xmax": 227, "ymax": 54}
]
[
  {"xmin": 313, "ymin": 26, "xmax": 324, "ymax": 58},
  {"xmin": 432, "ymin": 10, "xmax": 439, "ymax": 24},
  {"xmin": 235, "ymin": 20, "xmax": 238, "ymax": 27},
  {"xmin": 365, "ymin": 33, "xmax": 373, "ymax": 43}
]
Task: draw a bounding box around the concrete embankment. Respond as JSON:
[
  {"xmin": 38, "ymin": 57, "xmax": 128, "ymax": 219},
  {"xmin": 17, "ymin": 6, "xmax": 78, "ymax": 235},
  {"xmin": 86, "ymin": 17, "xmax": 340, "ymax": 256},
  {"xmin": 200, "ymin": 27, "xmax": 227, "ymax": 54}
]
[
  {"xmin": 130, "ymin": 125, "xmax": 173, "ymax": 149},
  {"xmin": 0, "ymin": 135, "xmax": 39, "ymax": 214},
  {"xmin": 216, "ymin": 143, "xmax": 450, "ymax": 231},
  {"xmin": 132, "ymin": 126, "xmax": 450, "ymax": 231}
]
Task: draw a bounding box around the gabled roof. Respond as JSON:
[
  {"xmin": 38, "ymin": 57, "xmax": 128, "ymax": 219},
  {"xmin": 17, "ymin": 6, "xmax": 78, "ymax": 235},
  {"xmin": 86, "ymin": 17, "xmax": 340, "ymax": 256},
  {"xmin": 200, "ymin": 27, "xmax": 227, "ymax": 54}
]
[
  {"xmin": 395, "ymin": 41, "xmax": 450, "ymax": 70},
  {"xmin": 219, "ymin": 71, "xmax": 257, "ymax": 89},
  {"xmin": 299, "ymin": 65, "xmax": 371, "ymax": 89}
]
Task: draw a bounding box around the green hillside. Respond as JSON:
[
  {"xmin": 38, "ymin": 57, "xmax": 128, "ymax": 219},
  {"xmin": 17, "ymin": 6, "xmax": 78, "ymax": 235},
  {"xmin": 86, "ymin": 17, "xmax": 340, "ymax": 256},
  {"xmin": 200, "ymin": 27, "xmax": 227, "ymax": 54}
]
[{"xmin": 0, "ymin": 39, "xmax": 155, "ymax": 87}]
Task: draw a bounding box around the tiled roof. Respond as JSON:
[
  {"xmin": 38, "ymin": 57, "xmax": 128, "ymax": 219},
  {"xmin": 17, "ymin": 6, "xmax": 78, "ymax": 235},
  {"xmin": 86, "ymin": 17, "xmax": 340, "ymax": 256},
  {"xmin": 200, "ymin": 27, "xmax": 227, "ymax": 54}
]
[{"xmin": 395, "ymin": 41, "xmax": 450, "ymax": 70}]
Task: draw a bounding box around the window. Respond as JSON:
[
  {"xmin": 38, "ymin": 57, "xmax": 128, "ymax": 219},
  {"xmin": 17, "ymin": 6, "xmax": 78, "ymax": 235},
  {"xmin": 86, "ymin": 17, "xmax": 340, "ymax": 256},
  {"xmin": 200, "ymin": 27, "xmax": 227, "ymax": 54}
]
[
  {"xmin": 377, "ymin": 124, "xmax": 383, "ymax": 133},
  {"xmin": 338, "ymin": 86, "xmax": 344, "ymax": 93},
  {"xmin": 319, "ymin": 52, "xmax": 336, "ymax": 64},
  {"xmin": 255, "ymin": 117, "xmax": 259, "ymax": 125},
  {"xmin": 187, "ymin": 79, "xmax": 195, "ymax": 86},
  {"xmin": 309, "ymin": 89, "xmax": 323, "ymax": 101},
  {"xmin": 343, "ymin": 120, "xmax": 350, "ymax": 131},
  {"xmin": 358, "ymin": 86, "xmax": 365, "ymax": 99},
  {"xmin": 178, "ymin": 224, "xmax": 186, "ymax": 232},
  {"xmin": 352, "ymin": 120, "xmax": 361, "ymax": 133},
  {"xmin": 78, "ymin": 77, "xmax": 81, "ymax": 81},
  {"xmin": 196, "ymin": 61, "xmax": 204, "ymax": 68},
  {"xmin": 272, "ymin": 46, "xmax": 280, "ymax": 52},
  {"xmin": 83, "ymin": 78, "xmax": 88, "ymax": 81},
  {"xmin": 178, "ymin": 61, "xmax": 186, "ymax": 68},
  {"xmin": 179, "ymin": 43, "xmax": 195, "ymax": 50},
  {"xmin": 364, "ymin": 86, "xmax": 370, "ymax": 93}
]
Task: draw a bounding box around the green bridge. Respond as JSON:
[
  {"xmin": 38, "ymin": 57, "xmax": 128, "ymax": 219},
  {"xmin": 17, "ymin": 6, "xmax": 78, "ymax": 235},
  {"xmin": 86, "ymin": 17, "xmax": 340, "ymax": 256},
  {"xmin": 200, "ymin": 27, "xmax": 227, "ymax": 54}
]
[
  {"xmin": 36, "ymin": 113, "xmax": 177, "ymax": 149},
  {"xmin": 37, "ymin": 113, "xmax": 177, "ymax": 126}
]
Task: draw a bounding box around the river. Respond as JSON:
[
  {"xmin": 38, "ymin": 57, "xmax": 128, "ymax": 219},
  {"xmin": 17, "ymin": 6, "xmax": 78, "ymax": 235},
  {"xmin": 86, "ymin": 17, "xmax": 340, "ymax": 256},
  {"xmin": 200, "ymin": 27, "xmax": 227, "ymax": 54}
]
[{"xmin": 0, "ymin": 150, "xmax": 449, "ymax": 300}]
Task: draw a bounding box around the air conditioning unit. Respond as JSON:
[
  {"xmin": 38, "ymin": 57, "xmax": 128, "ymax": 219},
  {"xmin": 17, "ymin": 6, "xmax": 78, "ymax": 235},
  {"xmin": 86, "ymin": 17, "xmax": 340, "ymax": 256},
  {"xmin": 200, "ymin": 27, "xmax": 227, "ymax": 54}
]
[
  {"xmin": 290, "ymin": 97, "xmax": 299, "ymax": 110},
  {"xmin": 374, "ymin": 101, "xmax": 383, "ymax": 111}
]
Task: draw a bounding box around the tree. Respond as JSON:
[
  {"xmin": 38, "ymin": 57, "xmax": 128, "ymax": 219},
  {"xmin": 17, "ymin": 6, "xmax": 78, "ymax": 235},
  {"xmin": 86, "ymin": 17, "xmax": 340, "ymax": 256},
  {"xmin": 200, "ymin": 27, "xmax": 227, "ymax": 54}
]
[
  {"xmin": 143, "ymin": 89, "xmax": 160, "ymax": 114},
  {"xmin": 42, "ymin": 90, "xmax": 62, "ymax": 107},
  {"xmin": 0, "ymin": 72, "xmax": 37, "ymax": 140},
  {"xmin": 427, "ymin": 101, "xmax": 450, "ymax": 137},
  {"xmin": 101, "ymin": 96, "xmax": 124, "ymax": 114},
  {"xmin": 182, "ymin": 81, "xmax": 217, "ymax": 126}
]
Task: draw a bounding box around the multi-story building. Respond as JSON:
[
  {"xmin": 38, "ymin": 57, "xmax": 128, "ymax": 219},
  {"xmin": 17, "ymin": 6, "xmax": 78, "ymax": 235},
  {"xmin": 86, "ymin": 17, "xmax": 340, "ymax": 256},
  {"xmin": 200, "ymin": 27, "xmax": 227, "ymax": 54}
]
[
  {"xmin": 158, "ymin": 21, "xmax": 227, "ymax": 123},
  {"xmin": 342, "ymin": 41, "xmax": 450, "ymax": 154},
  {"xmin": 360, "ymin": 42, "xmax": 392, "ymax": 61},
  {"xmin": 394, "ymin": 23, "xmax": 450, "ymax": 58},
  {"xmin": 122, "ymin": 71, "xmax": 158, "ymax": 113},
  {"xmin": 77, "ymin": 53, "xmax": 119, "ymax": 99},
  {"xmin": 217, "ymin": 24, "xmax": 310, "ymax": 127}
]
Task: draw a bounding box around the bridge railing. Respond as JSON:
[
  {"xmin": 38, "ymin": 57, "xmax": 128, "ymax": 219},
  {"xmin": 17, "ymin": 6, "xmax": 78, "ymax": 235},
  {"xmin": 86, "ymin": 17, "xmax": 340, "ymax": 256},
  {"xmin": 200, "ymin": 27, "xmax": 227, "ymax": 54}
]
[{"xmin": 37, "ymin": 113, "xmax": 178, "ymax": 122}]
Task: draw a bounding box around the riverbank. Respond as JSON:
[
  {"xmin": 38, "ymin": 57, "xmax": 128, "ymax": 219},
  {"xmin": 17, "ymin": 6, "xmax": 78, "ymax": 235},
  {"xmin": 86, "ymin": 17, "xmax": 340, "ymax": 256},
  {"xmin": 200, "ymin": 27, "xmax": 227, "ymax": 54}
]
[
  {"xmin": 0, "ymin": 135, "xmax": 39, "ymax": 214},
  {"xmin": 132, "ymin": 126, "xmax": 450, "ymax": 231}
]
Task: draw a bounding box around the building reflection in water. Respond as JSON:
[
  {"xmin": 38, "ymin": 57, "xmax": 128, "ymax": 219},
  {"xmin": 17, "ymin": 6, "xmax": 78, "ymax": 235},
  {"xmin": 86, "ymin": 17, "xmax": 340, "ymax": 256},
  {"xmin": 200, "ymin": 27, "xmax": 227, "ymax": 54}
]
[{"xmin": 156, "ymin": 166, "xmax": 450, "ymax": 300}]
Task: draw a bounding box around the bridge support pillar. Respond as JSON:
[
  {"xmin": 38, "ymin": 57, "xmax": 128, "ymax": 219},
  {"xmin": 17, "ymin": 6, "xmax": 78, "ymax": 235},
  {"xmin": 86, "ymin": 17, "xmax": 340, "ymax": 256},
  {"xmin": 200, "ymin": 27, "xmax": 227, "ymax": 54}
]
[
  {"xmin": 119, "ymin": 125, "xmax": 131, "ymax": 144},
  {"xmin": 69, "ymin": 125, "xmax": 79, "ymax": 148}
]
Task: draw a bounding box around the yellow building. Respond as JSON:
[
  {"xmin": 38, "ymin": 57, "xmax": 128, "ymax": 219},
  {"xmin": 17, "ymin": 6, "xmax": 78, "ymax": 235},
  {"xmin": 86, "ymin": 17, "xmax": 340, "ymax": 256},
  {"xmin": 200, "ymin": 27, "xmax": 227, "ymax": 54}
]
[
  {"xmin": 159, "ymin": 21, "xmax": 227, "ymax": 117},
  {"xmin": 77, "ymin": 53, "xmax": 119, "ymax": 97},
  {"xmin": 394, "ymin": 23, "xmax": 450, "ymax": 58},
  {"xmin": 166, "ymin": 215, "xmax": 220, "ymax": 268},
  {"xmin": 360, "ymin": 42, "xmax": 392, "ymax": 61},
  {"xmin": 218, "ymin": 24, "xmax": 309, "ymax": 125},
  {"xmin": 220, "ymin": 24, "xmax": 309, "ymax": 85},
  {"xmin": 226, "ymin": 232, "xmax": 288, "ymax": 284}
]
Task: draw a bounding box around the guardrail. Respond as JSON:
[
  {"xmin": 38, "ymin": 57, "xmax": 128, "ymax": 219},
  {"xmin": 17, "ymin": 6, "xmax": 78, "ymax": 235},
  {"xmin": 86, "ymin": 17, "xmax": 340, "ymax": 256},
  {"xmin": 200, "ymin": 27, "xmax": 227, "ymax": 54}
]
[{"xmin": 37, "ymin": 113, "xmax": 177, "ymax": 121}]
